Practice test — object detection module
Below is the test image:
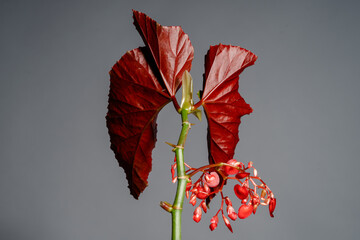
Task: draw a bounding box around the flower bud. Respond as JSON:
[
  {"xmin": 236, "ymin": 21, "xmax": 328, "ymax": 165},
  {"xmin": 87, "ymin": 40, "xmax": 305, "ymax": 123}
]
[
  {"xmin": 252, "ymin": 194, "xmax": 260, "ymax": 204},
  {"xmin": 260, "ymin": 189, "xmax": 267, "ymax": 199},
  {"xmin": 209, "ymin": 215, "xmax": 218, "ymax": 231},
  {"xmin": 196, "ymin": 186, "xmax": 209, "ymax": 199},
  {"xmin": 269, "ymin": 197, "xmax": 276, "ymax": 218},
  {"xmin": 210, "ymin": 215, "xmax": 219, "ymax": 224},
  {"xmin": 251, "ymin": 196, "xmax": 260, "ymax": 214},
  {"xmin": 227, "ymin": 205, "xmax": 237, "ymax": 221},
  {"xmin": 224, "ymin": 196, "xmax": 232, "ymax": 206},
  {"xmin": 222, "ymin": 213, "xmax": 233, "ymax": 233},
  {"xmin": 190, "ymin": 193, "xmax": 197, "ymax": 206},
  {"xmin": 201, "ymin": 201, "xmax": 207, "ymax": 213},
  {"xmin": 253, "ymin": 168, "xmax": 258, "ymax": 177},
  {"xmin": 193, "ymin": 206, "xmax": 202, "ymax": 223},
  {"xmin": 209, "ymin": 223, "xmax": 217, "ymax": 231},
  {"xmin": 253, "ymin": 203, "xmax": 259, "ymax": 214}
]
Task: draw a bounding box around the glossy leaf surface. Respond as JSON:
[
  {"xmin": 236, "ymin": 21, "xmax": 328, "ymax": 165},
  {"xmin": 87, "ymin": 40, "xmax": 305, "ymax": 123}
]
[
  {"xmin": 133, "ymin": 10, "xmax": 194, "ymax": 99},
  {"xmin": 106, "ymin": 47, "xmax": 171, "ymax": 199},
  {"xmin": 200, "ymin": 44, "xmax": 257, "ymax": 164}
]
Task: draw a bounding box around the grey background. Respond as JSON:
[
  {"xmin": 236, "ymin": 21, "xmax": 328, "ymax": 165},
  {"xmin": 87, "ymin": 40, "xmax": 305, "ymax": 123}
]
[{"xmin": 1, "ymin": 0, "xmax": 359, "ymax": 239}]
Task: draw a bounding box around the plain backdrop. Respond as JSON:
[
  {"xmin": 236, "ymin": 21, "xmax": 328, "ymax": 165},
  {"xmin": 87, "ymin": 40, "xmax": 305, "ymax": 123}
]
[{"xmin": 1, "ymin": 0, "xmax": 360, "ymax": 239}]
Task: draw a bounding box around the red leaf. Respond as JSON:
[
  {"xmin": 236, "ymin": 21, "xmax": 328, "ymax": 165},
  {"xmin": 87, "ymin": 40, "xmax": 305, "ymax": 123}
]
[
  {"xmin": 132, "ymin": 10, "xmax": 194, "ymax": 99},
  {"xmin": 200, "ymin": 44, "xmax": 257, "ymax": 164},
  {"xmin": 106, "ymin": 47, "xmax": 171, "ymax": 199}
]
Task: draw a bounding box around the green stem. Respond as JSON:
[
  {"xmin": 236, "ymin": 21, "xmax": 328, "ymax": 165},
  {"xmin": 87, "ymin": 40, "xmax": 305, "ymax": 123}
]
[{"xmin": 172, "ymin": 110, "xmax": 191, "ymax": 240}]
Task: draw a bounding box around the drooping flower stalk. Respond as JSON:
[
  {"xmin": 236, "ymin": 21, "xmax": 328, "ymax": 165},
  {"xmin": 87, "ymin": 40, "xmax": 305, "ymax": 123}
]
[
  {"xmin": 170, "ymin": 159, "xmax": 276, "ymax": 233},
  {"xmin": 166, "ymin": 71, "xmax": 276, "ymax": 239}
]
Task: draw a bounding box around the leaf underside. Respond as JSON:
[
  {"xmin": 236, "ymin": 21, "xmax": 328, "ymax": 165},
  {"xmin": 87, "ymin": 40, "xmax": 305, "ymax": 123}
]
[
  {"xmin": 106, "ymin": 47, "xmax": 171, "ymax": 199},
  {"xmin": 201, "ymin": 44, "xmax": 258, "ymax": 164}
]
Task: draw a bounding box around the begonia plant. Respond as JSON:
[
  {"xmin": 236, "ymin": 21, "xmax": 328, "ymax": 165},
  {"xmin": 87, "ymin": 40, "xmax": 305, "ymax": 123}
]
[{"xmin": 106, "ymin": 10, "xmax": 276, "ymax": 240}]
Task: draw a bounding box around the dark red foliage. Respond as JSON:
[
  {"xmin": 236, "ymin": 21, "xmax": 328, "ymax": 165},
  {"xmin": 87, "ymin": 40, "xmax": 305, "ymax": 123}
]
[
  {"xmin": 107, "ymin": 11, "xmax": 194, "ymax": 199},
  {"xmin": 199, "ymin": 44, "xmax": 257, "ymax": 164},
  {"xmin": 107, "ymin": 10, "xmax": 259, "ymax": 200},
  {"xmin": 133, "ymin": 10, "xmax": 194, "ymax": 100},
  {"xmin": 106, "ymin": 47, "xmax": 171, "ymax": 199}
]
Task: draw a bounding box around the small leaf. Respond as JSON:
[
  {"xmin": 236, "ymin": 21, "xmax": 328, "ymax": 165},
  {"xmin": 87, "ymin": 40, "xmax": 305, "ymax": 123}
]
[
  {"xmin": 106, "ymin": 47, "xmax": 171, "ymax": 199},
  {"xmin": 197, "ymin": 90, "xmax": 203, "ymax": 100},
  {"xmin": 191, "ymin": 109, "xmax": 202, "ymax": 121},
  {"xmin": 180, "ymin": 70, "xmax": 194, "ymax": 111},
  {"xmin": 160, "ymin": 201, "xmax": 173, "ymax": 212},
  {"xmin": 199, "ymin": 44, "xmax": 257, "ymax": 164}
]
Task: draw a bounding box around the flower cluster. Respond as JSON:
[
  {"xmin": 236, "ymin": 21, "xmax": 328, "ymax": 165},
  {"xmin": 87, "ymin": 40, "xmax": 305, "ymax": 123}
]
[{"xmin": 171, "ymin": 159, "xmax": 276, "ymax": 233}]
